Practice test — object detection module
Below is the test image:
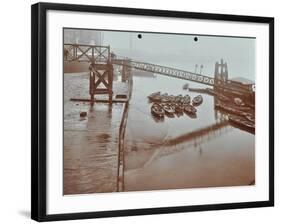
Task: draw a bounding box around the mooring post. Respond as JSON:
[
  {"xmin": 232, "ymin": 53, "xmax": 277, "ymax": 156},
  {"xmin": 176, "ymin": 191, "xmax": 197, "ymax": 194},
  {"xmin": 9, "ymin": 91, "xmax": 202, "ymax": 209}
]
[
  {"xmin": 214, "ymin": 61, "xmax": 219, "ymax": 91},
  {"xmin": 108, "ymin": 63, "xmax": 113, "ymax": 104},
  {"xmin": 89, "ymin": 63, "xmax": 95, "ymax": 106}
]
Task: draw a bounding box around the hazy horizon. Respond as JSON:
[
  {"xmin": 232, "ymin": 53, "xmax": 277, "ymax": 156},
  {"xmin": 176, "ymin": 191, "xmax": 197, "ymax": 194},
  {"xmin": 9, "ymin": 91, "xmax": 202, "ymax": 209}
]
[{"xmin": 64, "ymin": 29, "xmax": 256, "ymax": 81}]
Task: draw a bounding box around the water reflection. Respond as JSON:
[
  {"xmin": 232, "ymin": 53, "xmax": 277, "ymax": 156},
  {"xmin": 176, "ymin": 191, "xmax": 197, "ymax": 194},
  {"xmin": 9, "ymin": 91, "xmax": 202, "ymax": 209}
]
[{"xmin": 64, "ymin": 73, "xmax": 123, "ymax": 195}]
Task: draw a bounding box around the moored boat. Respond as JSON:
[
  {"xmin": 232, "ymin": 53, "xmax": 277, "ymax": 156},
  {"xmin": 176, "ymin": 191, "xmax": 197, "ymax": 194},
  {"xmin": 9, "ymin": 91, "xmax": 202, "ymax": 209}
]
[
  {"xmin": 246, "ymin": 114, "xmax": 255, "ymax": 123},
  {"xmin": 182, "ymin": 94, "xmax": 191, "ymax": 105},
  {"xmin": 217, "ymin": 94, "xmax": 230, "ymax": 102},
  {"xmin": 184, "ymin": 104, "xmax": 197, "ymax": 114},
  {"xmin": 192, "ymin": 95, "xmax": 203, "ymax": 106},
  {"xmin": 148, "ymin": 91, "xmax": 160, "ymax": 98},
  {"xmin": 234, "ymin": 97, "xmax": 245, "ymax": 106},
  {"xmin": 151, "ymin": 103, "xmax": 165, "ymax": 118},
  {"xmin": 228, "ymin": 115, "xmax": 255, "ymax": 133},
  {"xmin": 168, "ymin": 95, "xmax": 176, "ymax": 102},
  {"xmin": 175, "ymin": 94, "xmax": 183, "ymax": 103},
  {"xmin": 233, "ymin": 105, "xmax": 251, "ymax": 112},
  {"xmin": 148, "ymin": 91, "xmax": 161, "ymax": 102},
  {"xmin": 215, "ymin": 102, "xmax": 246, "ymax": 117},
  {"xmin": 174, "ymin": 103, "xmax": 184, "ymax": 114},
  {"xmin": 162, "ymin": 103, "xmax": 175, "ymax": 116},
  {"xmin": 161, "ymin": 94, "xmax": 171, "ymax": 103}
]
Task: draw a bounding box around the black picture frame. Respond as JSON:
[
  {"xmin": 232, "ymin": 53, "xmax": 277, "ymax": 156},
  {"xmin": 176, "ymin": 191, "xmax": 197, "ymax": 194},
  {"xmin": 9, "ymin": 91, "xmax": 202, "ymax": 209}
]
[{"xmin": 31, "ymin": 2, "xmax": 274, "ymax": 222}]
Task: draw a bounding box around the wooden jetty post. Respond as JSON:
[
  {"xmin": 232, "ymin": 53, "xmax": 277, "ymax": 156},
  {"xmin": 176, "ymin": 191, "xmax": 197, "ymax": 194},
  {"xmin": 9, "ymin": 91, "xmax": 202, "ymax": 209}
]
[
  {"xmin": 121, "ymin": 59, "xmax": 131, "ymax": 82},
  {"xmin": 88, "ymin": 46, "xmax": 113, "ymax": 104}
]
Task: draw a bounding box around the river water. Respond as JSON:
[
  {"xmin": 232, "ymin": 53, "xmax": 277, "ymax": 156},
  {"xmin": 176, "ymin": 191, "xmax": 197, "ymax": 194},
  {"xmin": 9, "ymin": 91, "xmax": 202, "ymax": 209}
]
[
  {"xmin": 64, "ymin": 72, "xmax": 124, "ymax": 194},
  {"xmin": 63, "ymin": 68, "xmax": 255, "ymax": 195},
  {"xmin": 124, "ymin": 73, "xmax": 255, "ymax": 191}
]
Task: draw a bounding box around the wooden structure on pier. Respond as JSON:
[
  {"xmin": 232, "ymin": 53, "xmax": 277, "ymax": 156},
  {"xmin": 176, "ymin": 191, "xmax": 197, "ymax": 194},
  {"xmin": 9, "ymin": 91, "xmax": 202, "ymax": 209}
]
[
  {"xmin": 214, "ymin": 59, "xmax": 228, "ymax": 85},
  {"xmin": 213, "ymin": 58, "xmax": 255, "ymax": 104},
  {"xmin": 64, "ymin": 44, "xmax": 133, "ymax": 104},
  {"xmin": 88, "ymin": 46, "xmax": 113, "ymax": 103},
  {"xmin": 64, "ymin": 44, "xmax": 114, "ymax": 103}
]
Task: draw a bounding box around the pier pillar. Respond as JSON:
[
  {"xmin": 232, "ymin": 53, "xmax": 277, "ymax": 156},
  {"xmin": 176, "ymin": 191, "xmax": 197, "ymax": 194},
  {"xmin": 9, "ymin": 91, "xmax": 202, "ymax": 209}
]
[
  {"xmin": 121, "ymin": 60, "xmax": 131, "ymax": 82},
  {"xmin": 214, "ymin": 59, "xmax": 228, "ymax": 92},
  {"xmin": 89, "ymin": 63, "xmax": 113, "ymax": 104},
  {"xmin": 88, "ymin": 46, "xmax": 113, "ymax": 104}
]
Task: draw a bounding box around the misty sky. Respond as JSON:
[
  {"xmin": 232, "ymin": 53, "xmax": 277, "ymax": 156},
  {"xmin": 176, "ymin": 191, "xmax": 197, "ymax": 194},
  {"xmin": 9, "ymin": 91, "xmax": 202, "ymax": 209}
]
[{"xmin": 65, "ymin": 29, "xmax": 256, "ymax": 81}]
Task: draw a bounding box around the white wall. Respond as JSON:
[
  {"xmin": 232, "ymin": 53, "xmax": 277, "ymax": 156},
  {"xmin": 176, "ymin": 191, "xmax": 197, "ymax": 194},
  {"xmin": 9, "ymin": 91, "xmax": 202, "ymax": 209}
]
[{"xmin": 0, "ymin": 0, "xmax": 279, "ymax": 223}]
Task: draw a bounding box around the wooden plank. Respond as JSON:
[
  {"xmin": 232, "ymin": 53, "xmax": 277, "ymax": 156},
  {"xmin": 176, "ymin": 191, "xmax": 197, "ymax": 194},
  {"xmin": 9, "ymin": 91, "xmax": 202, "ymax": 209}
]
[{"xmin": 70, "ymin": 98, "xmax": 127, "ymax": 103}]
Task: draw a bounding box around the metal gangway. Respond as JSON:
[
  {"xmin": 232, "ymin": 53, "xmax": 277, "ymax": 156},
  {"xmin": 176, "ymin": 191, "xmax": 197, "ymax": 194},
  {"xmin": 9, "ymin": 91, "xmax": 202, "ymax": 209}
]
[{"xmin": 112, "ymin": 57, "xmax": 215, "ymax": 86}]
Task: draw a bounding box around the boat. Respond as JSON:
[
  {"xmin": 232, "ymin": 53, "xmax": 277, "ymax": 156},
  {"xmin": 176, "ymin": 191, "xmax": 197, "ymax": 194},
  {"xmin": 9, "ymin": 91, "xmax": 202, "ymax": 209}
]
[
  {"xmin": 217, "ymin": 94, "xmax": 230, "ymax": 102},
  {"xmin": 246, "ymin": 114, "xmax": 255, "ymax": 123},
  {"xmin": 148, "ymin": 91, "xmax": 161, "ymax": 99},
  {"xmin": 232, "ymin": 105, "xmax": 251, "ymax": 112},
  {"xmin": 217, "ymin": 101, "xmax": 251, "ymax": 112},
  {"xmin": 234, "ymin": 97, "xmax": 245, "ymax": 106},
  {"xmin": 215, "ymin": 102, "xmax": 246, "ymax": 117},
  {"xmin": 161, "ymin": 94, "xmax": 171, "ymax": 103},
  {"xmin": 151, "ymin": 103, "xmax": 165, "ymax": 118},
  {"xmin": 182, "ymin": 95, "xmax": 191, "ymax": 105},
  {"xmin": 168, "ymin": 95, "xmax": 176, "ymax": 102},
  {"xmin": 168, "ymin": 103, "xmax": 176, "ymax": 111},
  {"xmin": 161, "ymin": 103, "xmax": 175, "ymax": 116},
  {"xmin": 148, "ymin": 91, "xmax": 160, "ymax": 98},
  {"xmin": 184, "ymin": 104, "xmax": 197, "ymax": 114},
  {"xmin": 175, "ymin": 94, "xmax": 183, "ymax": 103},
  {"xmin": 148, "ymin": 91, "xmax": 162, "ymax": 102},
  {"xmin": 192, "ymin": 95, "xmax": 203, "ymax": 106},
  {"xmin": 174, "ymin": 103, "xmax": 184, "ymax": 114},
  {"xmin": 183, "ymin": 83, "xmax": 189, "ymax": 90},
  {"xmin": 228, "ymin": 115, "xmax": 255, "ymax": 134}
]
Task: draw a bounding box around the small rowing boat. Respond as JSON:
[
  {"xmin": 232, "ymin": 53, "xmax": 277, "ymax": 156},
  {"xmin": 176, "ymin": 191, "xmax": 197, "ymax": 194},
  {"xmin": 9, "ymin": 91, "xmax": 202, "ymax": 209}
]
[
  {"xmin": 175, "ymin": 94, "xmax": 183, "ymax": 103},
  {"xmin": 174, "ymin": 103, "xmax": 184, "ymax": 114},
  {"xmin": 162, "ymin": 103, "xmax": 175, "ymax": 116},
  {"xmin": 184, "ymin": 104, "xmax": 197, "ymax": 115},
  {"xmin": 182, "ymin": 95, "xmax": 191, "ymax": 105},
  {"xmin": 234, "ymin": 97, "xmax": 245, "ymax": 106},
  {"xmin": 148, "ymin": 91, "xmax": 161, "ymax": 102},
  {"xmin": 151, "ymin": 103, "xmax": 165, "ymax": 118},
  {"xmin": 192, "ymin": 95, "xmax": 203, "ymax": 106}
]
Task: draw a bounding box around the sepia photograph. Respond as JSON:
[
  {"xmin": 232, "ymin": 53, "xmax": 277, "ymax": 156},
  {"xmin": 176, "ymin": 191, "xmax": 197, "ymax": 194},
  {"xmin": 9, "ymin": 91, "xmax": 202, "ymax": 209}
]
[{"xmin": 63, "ymin": 28, "xmax": 255, "ymax": 195}]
